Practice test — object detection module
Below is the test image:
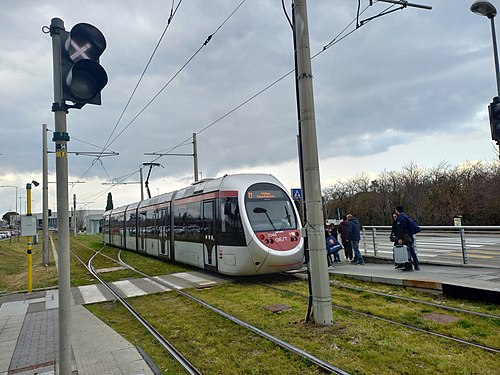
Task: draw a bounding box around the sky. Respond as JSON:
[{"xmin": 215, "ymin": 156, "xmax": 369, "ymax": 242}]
[{"xmin": 0, "ymin": 0, "xmax": 499, "ymax": 216}]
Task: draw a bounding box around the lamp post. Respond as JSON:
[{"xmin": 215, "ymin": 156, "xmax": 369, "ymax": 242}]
[
  {"xmin": 471, "ymin": 1, "xmax": 500, "ymax": 95},
  {"xmin": 471, "ymin": 1, "xmax": 500, "ymax": 157}
]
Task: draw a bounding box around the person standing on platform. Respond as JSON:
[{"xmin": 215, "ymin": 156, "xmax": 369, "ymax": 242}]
[
  {"xmin": 394, "ymin": 205, "xmax": 420, "ymax": 270},
  {"xmin": 346, "ymin": 214, "xmax": 364, "ymax": 265},
  {"xmin": 338, "ymin": 215, "xmax": 353, "ymax": 261}
]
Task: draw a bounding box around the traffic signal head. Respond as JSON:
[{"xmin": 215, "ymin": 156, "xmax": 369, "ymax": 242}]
[
  {"xmin": 60, "ymin": 23, "xmax": 108, "ymax": 109},
  {"xmin": 488, "ymin": 96, "xmax": 500, "ymax": 143}
]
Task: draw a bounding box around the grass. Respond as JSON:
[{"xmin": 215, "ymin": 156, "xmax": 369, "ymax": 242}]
[
  {"xmin": 1, "ymin": 234, "xmax": 499, "ymax": 374},
  {"xmin": 0, "ymin": 234, "xmax": 58, "ymax": 292},
  {"xmin": 88, "ymin": 279, "xmax": 500, "ymax": 374}
]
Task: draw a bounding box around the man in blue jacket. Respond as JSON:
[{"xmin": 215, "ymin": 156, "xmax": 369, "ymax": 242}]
[
  {"xmin": 346, "ymin": 214, "xmax": 364, "ymax": 265},
  {"xmin": 394, "ymin": 205, "xmax": 420, "ymax": 270}
]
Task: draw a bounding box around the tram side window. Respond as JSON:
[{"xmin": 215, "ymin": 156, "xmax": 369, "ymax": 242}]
[
  {"xmin": 139, "ymin": 207, "xmax": 157, "ymax": 238},
  {"xmin": 110, "ymin": 215, "xmax": 120, "ymax": 236},
  {"xmin": 174, "ymin": 204, "xmax": 187, "ymax": 238},
  {"xmin": 221, "ymin": 197, "xmax": 243, "ymax": 234},
  {"xmin": 126, "ymin": 211, "xmax": 136, "ymax": 236},
  {"xmin": 102, "ymin": 216, "xmax": 109, "ymax": 234}
]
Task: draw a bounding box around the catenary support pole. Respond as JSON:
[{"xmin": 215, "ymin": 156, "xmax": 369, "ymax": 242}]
[
  {"xmin": 293, "ymin": 0, "xmax": 333, "ymax": 325},
  {"xmin": 50, "ymin": 17, "xmax": 71, "ymax": 375},
  {"xmin": 42, "ymin": 124, "xmax": 49, "ymax": 266},
  {"xmin": 193, "ymin": 133, "xmax": 199, "ymax": 182},
  {"xmin": 73, "ymin": 194, "xmax": 77, "ymax": 237}
]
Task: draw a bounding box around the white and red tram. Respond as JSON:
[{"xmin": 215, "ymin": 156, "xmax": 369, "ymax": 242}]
[{"xmin": 102, "ymin": 174, "xmax": 304, "ymax": 275}]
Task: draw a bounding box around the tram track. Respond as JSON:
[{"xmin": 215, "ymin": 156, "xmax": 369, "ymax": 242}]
[
  {"xmin": 261, "ymin": 275, "xmax": 500, "ymax": 355},
  {"xmin": 71, "ymin": 246, "xmax": 201, "ymax": 374},
  {"xmin": 70, "ymin": 241, "xmax": 350, "ymax": 374}
]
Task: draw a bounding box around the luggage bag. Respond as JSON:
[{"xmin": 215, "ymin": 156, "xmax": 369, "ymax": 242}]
[{"xmin": 393, "ymin": 245, "xmax": 412, "ymax": 270}]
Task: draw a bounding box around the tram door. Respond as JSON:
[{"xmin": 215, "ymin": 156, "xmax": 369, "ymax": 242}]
[
  {"xmin": 159, "ymin": 207, "xmax": 170, "ymax": 257},
  {"xmin": 138, "ymin": 210, "xmax": 146, "ymax": 253},
  {"xmin": 203, "ymin": 200, "xmax": 217, "ymax": 271}
]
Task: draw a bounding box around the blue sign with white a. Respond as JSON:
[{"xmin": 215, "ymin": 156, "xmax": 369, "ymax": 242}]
[{"xmin": 291, "ymin": 188, "xmax": 302, "ymax": 200}]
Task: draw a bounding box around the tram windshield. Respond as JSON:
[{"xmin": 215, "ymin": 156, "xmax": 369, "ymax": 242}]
[{"xmin": 245, "ymin": 183, "xmax": 298, "ymax": 232}]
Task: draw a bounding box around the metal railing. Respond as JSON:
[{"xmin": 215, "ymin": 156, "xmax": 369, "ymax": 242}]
[{"xmin": 361, "ymin": 226, "xmax": 500, "ymax": 267}]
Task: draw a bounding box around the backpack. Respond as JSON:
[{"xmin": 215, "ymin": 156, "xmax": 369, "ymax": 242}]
[{"xmin": 406, "ymin": 215, "xmax": 421, "ymax": 235}]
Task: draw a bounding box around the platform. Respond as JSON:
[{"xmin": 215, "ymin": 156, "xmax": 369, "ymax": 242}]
[{"xmin": 326, "ymin": 258, "xmax": 500, "ymax": 302}]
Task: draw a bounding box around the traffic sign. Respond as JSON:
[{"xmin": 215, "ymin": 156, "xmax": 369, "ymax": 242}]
[{"xmin": 291, "ymin": 188, "xmax": 302, "ymax": 200}]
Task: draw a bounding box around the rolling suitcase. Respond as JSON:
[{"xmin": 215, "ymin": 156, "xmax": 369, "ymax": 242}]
[{"xmin": 393, "ymin": 245, "xmax": 412, "ymax": 270}]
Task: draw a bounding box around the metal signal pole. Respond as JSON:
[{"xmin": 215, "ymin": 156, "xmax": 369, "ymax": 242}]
[
  {"xmin": 293, "ymin": 0, "xmax": 333, "ymax": 325},
  {"xmin": 50, "ymin": 17, "xmax": 72, "ymax": 375},
  {"xmin": 42, "ymin": 123, "xmax": 49, "ymax": 266}
]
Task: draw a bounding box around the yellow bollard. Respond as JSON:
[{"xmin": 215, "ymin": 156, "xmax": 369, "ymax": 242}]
[{"xmin": 26, "ymin": 183, "xmax": 33, "ymax": 293}]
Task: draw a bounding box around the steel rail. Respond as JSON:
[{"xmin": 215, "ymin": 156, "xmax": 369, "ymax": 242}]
[
  {"xmin": 71, "ymin": 247, "xmax": 201, "ymax": 375},
  {"xmin": 114, "ymin": 250, "xmax": 350, "ymax": 375},
  {"xmin": 262, "ymin": 280, "xmax": 500, "ymax": 355},
  {"xmin": 72, "ymin": 241, "xmax": 350, "ymax": 374},
  {"xmin": 329, "ymin": 281, "xmax": 500, "ymax": 319}
]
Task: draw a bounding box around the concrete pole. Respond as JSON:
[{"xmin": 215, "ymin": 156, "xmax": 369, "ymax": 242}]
[
  {"xmin": 193, "ymin": 133, "xmax": 199, "ymax": 182},
  {"xmin": 42, "ymin": 124, "xmax": 49, "ymax": 266},
  {"xmin": 50, "ymin": 17, "xmax": 72, "ymax": 375},
  {"xmin": 293, "ymin": 0, "xmax": 333, "ymax": 325},
  {"xmin": 73, "ymin": 194, "xmax": 77, "ymax": 237},
  {"xmin": 139, "ymin": 166, "xmax": 144, "ymax": 200}
]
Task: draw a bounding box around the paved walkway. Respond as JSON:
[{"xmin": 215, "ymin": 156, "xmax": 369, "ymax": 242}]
[{"xmin": 0, "ymin": 271, "xmax": 228, "ymax": 375}]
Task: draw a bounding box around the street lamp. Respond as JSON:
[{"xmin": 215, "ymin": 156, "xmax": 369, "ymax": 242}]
[
  {"xmin": 471, "ymin": 1, "xmax": 500, "ymax": 156},
  {"xmin": 471, "ymin": 1, "xmax": 500, "ymax": 95}
]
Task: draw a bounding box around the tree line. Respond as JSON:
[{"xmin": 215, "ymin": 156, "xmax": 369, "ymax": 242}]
[{"xmin": 322, "ymin": 161, "xmax": 500, "ymax": 226}]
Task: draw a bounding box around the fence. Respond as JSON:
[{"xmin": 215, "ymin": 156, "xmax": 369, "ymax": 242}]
[{"xmin": 360, "ymin": 226, "xmax": 500, "ymax": 267}]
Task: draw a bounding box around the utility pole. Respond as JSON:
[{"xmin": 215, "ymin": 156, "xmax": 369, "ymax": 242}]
[
  {"xmin": 193, "ymin": 133, "xmax": 199, "ymax": 182},
  {"xmin": 144, "ymin": 133, "xmax": 200, "ymax": 183},
  {"xmin": 73, "ymin": 194, "xmax": 77, "ymax": 237},
  {"xmin": 50, "ymin": 18, "xmax": 71, "ymax": 375},
  {"xmin": 293, "ymin": 0, "xmax": 333, "ymax": 325},
  {"xmin": 42, "ymin": 124, "xmax": 49, "ymax": 266}
]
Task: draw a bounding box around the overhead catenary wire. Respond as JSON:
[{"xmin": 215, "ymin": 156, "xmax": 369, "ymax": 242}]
[
  {"xmin": 75, "ymin": 0, "xmax": 183, "ymax": 183},
  {"xmin": 98, "ymin": 0, "xmax": 184, "ymax": 159},
  {"xmin": 149, "ymin": 2, "xmax": 373, "ymax": 159},
  {"xmin": 100, "ymin": 1, "xmax": 415, "ymax": 198},
  {"xmin": 105, "ymin": 0, "xmax": 247, "ymax": 151},
  {"xmin": 78, "ymin": 1, "xmax": 246, "ymax": 187}
]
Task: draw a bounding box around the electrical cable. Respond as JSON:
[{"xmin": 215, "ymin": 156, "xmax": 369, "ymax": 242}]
[
  {"xmin": 75, "ymin": 0, "xmax": 183, "ymax": 183},
  {"xmin": 97, "ymin": 1, "xmax": 404, "ymax": 198},
  {"xmin": 105, "ymin": 0, "xmax": 247, "ymax": 151},
  {"xmin": 78, "ymin": 0, "xmax": 246, "ymax": 189}
]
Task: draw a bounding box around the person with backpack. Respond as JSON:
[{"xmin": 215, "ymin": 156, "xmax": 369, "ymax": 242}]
[
  {"xmin": 346, "ymin": 214, "xmax": 364, "ymax": 265},
  {"xmin": 325, "ymin": 229, "xmax": 342, "ymax": 268},
  {"xmin": 394, "ymin": 205, "xmax": 420, "ymax": 270}
]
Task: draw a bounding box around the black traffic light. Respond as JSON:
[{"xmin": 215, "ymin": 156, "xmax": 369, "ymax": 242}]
[
  {"xmin": 488, "ymin": 96, "xmax": 500, "ymax": 143},
  {"xmin": 60, "ymin": 23, "xmax": 108, "ymax": 109},
  {"xmin": 48, "ymin": 209, "xmax": 52, "ymax": 217}
]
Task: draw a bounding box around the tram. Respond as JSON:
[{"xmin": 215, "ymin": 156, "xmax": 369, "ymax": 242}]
[{"xmin": 102, "ymin": 173, "xmax": 304, "ymax": 275}]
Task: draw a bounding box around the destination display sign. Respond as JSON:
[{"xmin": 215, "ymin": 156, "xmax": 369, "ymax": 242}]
[{"xmin": 247, "ymin": 189, "xmax": 285, "ymax": 200}]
